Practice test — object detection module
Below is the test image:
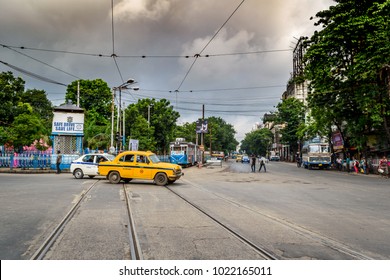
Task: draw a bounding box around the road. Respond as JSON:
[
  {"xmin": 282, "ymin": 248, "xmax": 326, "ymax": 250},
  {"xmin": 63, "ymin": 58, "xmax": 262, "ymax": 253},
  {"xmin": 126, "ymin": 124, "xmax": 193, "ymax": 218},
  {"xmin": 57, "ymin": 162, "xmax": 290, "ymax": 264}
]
[{"xmin": 0, "ymin": 160, "xmax": 389, "ymax": 260}]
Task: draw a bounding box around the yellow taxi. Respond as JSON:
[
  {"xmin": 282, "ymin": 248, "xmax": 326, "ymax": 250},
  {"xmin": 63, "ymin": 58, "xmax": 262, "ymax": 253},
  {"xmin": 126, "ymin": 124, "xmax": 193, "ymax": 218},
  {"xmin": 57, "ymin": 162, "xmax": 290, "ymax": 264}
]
[
  {"xmin": 98, "ymin": 150, "xmax": 183, "ymax": 185},
  {"xmin": 236, "ymin": 155, "xmax": 243, "ymax": 162}
]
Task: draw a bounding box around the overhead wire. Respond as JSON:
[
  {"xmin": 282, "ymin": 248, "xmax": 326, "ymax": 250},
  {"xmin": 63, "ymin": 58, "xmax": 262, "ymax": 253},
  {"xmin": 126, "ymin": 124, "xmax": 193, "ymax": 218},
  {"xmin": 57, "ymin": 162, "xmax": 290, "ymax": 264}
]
[
  {"xmin": 0, "ymin": 43, "xmax": 291, "ymax": 59},
  {"xmin": 1, "ymin": 44, "xmax": 81, "ymax": 80},
  {"xmin": 174, "ymin": 0, "xmax": 246, "ymax": 92},
  {"xmin": 0, "ymin": 0, "xmax": 283, "ymax": 121},
  {"xmin": 0, "ymin": 60, "xmax": 67, "ymax": 86}
]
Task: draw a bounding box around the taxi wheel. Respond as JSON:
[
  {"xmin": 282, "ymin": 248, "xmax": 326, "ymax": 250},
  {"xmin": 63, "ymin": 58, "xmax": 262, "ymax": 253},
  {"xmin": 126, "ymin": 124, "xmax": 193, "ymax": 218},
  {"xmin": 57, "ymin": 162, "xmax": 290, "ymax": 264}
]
[
  {"xmin": 155, "ymin": 173, "xmax": 168, "ymax": 186},
  {"xmin": 73, "ymin": 168, "xmax": 84, "ymax": 179},
  {"xmin": 108, "ymin": 171, "xmax": 121, "ymax": 184}
]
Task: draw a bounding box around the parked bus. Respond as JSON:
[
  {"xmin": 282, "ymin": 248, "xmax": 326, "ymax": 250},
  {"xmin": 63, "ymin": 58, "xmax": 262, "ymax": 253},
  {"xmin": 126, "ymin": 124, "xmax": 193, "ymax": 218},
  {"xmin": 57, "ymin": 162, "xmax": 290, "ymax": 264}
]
[
  {"xmin": 301, "ymin": 139, "xmax": 331, "ymax": 169},
  {"xmin": 169, "ymin": 139, "xmax": 201, "ymax": 167}
]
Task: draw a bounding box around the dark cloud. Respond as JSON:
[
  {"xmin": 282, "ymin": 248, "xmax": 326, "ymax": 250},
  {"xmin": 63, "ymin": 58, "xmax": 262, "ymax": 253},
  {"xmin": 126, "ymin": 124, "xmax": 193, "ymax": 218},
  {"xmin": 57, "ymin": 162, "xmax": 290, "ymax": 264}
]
[{"xmin": 0, "ymin": 0, "xmax": 333, "ymax": 141}]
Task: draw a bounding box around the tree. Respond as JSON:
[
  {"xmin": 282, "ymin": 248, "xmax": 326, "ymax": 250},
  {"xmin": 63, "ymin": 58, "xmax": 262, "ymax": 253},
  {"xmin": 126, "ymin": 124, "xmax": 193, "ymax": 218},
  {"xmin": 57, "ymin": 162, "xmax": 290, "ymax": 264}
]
[
  {"xmin": 174, "ymin": 122, "xmax": 197, "ymax": 143},
  {"xmin": 204, "ymin": 116, "xmax": 238, "ymax": 155},
  {"xmin": 65, "ymin": 79, "xmax": 112, "ymax": 119},
  {"xmin": 304, "ymin": 0, "xmax": 390, "ymax": 152},
  {"xmin": 0, "ymin": 71, "xmax": 53, "ymax": 150},
  {"xmin": 275, "ymin": 97, "xmax": 306, "ymax": 154},
  {"xmin": 20, "ymin": 89, "xmax": 53, "ymax": 130},
  {"xmin": 83, "ymin": 109, "xmax": 111, "ymax": 150},
  {"xmin": 124, "ymin": 98, "xmax": 179, "ymax": 153},
  {"xmin": 241, "ymin": 128, "xmax": 273, "ymax": 156},
  {"xmin": 7, "ymin": 112, "xmax": 49, "ymax": 151},
  {"xmin": 175, "ymin": 117, "xmax": 238, "ymax": 155},
  {"xmin": 0, "ymin": 71, "xmax": 25, "ymax": 126},
  {"xmin": 65, "ymin": 79, "xmax": 112, "ymax": 150}
]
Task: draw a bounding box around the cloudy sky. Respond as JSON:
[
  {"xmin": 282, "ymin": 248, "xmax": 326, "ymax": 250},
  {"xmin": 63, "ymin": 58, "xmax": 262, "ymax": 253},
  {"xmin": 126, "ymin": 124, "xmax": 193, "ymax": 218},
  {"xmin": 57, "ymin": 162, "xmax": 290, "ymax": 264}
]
[{"xmin": 0, "ymin": 0, "xmax": 333, "ymax": 142}]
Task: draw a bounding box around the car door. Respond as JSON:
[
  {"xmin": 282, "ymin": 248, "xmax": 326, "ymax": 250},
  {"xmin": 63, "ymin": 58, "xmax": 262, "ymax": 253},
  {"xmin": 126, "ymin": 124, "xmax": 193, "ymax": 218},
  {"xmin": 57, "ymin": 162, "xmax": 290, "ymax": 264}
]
[
  {"xmin": 118, "ymin": 154, "xmax": 135, "ymax": 178},
  {"xmin": 93, "ymin": 155, "xmax": 107, "ymax": 175},
  {"xmin": 83, "ymin": 155, "xmax": 96, "ymax": 175},
  {"xmin": 133, "ymin": 155, "xmax": 153, "ymax": 179}
]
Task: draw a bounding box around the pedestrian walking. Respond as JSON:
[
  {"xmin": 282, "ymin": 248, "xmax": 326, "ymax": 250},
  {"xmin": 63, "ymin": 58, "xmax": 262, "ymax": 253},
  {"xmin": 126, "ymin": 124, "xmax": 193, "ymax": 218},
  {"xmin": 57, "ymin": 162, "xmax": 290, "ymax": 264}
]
[
  {"xmin": 56, "ymin": 150, "xmax": 62, "ymax": 174},
  {"xmin": 258, "ymin": 156, "xmax": 267, "ymax": 172},
  {"xmin": 378, "ymin": 156, "xmax": 388, "ymax": 177},
  {"xmin": 353, "ymin": 157, "xmax": 359, "ymax": 173},
  {"xmin": 250, "ymin": 154, "xmax": 256, "ymax": 172},
  {"xmin": 336, "ymin": 157, "xmax": 342, "ymax": 171}
]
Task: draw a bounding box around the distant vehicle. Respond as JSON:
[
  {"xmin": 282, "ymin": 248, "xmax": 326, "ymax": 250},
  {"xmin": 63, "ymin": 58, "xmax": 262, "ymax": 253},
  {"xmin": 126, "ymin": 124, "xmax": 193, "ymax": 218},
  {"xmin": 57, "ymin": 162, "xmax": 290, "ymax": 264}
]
[
  {"xmin": 301, "ymin": 139, "xmax": 331, "ymax": 169},
  {"xmin": 169, "ymin": 139, "xmax": 201, "ymax": 167},
  {"xmin": 270, "ymin": 155, "xmax": 280, "ymax": 161},
  {"xmin": 98, "ymin": 150, "xmax": 183, "ymax": 185},
  {"xmin": 241, "ymin": 155, "xmax": 250, "ymax": 163},
  {"xmin": 70, "ymin": 153, "xmax": 115, "ymax": 179},
  {"xmin": 211, "ymin": 151, "xmax": 225, "ymax": 160},
  {"xmin": 236, "ymin": 155, "xmax": 243, "ymax": 162}
]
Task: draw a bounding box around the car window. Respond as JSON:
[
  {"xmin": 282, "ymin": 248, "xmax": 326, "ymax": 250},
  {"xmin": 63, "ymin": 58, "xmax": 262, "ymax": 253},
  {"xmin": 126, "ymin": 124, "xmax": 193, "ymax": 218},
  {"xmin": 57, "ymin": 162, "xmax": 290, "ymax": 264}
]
[
  {"xmin": 97, "ymin": 155, "xmax": 108, "ymax": 163},
  {"xmin": 136, "ymin": 155, "xmax": 146, "ymax": 163},
  {"xmin": 106, "ymin": 154, "xmax": 115, "ymax": 161},
  {"xmin": 119, "ymin": 154, "xmax": 134, "ymax": 163},
  {"xmin": 83, "ymin": 155, "xmax": 95, "ymax": 163},
  {"xmin": 149, "ymin": 154, "xmax": 160, "ymax": 163}
]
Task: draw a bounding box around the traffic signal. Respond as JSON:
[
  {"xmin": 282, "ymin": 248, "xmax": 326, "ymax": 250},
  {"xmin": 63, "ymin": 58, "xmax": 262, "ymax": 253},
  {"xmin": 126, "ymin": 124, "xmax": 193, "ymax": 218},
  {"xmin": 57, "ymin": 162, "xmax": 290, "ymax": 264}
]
[{"xmin": 115, "ymin": 132, "xmax": 120, "ymax": 142}]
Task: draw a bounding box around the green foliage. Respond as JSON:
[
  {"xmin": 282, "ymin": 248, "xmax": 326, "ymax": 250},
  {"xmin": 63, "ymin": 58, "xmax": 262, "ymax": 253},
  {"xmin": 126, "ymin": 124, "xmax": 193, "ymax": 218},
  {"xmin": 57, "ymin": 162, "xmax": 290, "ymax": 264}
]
[
  {"xmin": 84, "ymin": 109, "xmax": 111, "ymax": 150},
  {"xmin": 0, "ymin": 71, "xmax": 25, "ymax": 126},
  {"xmin": 174, "ymin": 117, "xmax": 238, "ymax": 155},
  {"xmin": 0, "ymin": 71, "xmax": 53, "ymax": 149},
  {"xmin": 6, "ymin": 113, "xmax": 49, "ymax": 150},
  {"xmin": 205, "ymin": 116, "xmax": 238, "ymax": 154},
  {"xmin": 241, "ymin": 128, "xmax": 273, "ymax": 156},
  {"xmin": 127, "ymin": 115, "xmax": 157, "ymax": 151},
  {"xmin": 174, "ymin": 122, "xmax": 197, "ymax": 143},
  {"xmin": 124, "ymin": 98, "xmax": 179, "ymax": 154},
  {"xmin": 275, "ymin": 97, "xmax": 306, "ymax": 153},
  {"xmin": 65, "ymin": 79, "xmax": 112, "ymax": 119},
  {"xmin": 304, "ymin": 0, "xmax": 390, "ymax": 151}
]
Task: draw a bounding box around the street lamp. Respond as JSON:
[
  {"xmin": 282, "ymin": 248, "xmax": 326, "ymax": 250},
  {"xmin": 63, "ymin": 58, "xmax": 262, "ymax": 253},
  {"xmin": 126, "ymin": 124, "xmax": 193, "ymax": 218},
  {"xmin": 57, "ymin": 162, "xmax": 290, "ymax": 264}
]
[{"xmin": 110, "ymin": 79, "xmax": 138, "ymax": 153}]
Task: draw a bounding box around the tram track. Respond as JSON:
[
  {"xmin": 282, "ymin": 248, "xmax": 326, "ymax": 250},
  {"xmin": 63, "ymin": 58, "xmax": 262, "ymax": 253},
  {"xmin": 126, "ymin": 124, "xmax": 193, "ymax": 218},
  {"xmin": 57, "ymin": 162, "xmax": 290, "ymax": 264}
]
[
  {"xmin": 30, "ymin": 181, "xmax": 142, "ymax": 260},
  {"xmin": 29, "ymin": 177, "xmax": 376, "ymax": 260},
  {"xmin": 165, "ymin": 185, "xmax": 278, "ymax": 260},
  {"xmin": 123, "ymin": 184, "xmax": 143, "ymax": 260},
  {"xmin": 30, "ymin": 180, "xmax": 100, "ymax": 260},
  {"xmin": 168, "ymin": 179, "xmax": 375, "ymax": 260}
]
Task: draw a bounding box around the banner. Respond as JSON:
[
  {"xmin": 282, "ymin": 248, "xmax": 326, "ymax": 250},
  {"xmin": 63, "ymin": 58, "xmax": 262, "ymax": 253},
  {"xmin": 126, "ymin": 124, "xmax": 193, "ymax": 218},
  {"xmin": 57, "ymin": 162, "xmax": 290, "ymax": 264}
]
[
  {"xmin": 52, "ymin": 112, "xmax": 84, "ymax": 136},
  {"xmin": 129, "ymin": 139, "xmax": 139, "ymax": 151},
  {"xmin": 196, "ymin": 120, "xmax": 208, "ymax": 133}
]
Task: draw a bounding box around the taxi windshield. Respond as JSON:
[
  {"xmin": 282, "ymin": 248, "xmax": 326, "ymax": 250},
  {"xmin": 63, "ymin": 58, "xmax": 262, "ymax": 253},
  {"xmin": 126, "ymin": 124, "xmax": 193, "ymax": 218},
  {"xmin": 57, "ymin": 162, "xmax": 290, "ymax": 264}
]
[{"xmin": 149, "ymin": 154, "xmax": 160, "ymax": 163}]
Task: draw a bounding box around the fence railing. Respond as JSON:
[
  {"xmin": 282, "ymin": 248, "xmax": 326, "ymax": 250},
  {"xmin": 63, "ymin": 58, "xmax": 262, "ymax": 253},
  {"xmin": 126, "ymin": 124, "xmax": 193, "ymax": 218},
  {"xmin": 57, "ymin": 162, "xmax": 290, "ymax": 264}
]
[{"xmin": 0, "ymin": 152, "xmax": 79, "ymax": 170}]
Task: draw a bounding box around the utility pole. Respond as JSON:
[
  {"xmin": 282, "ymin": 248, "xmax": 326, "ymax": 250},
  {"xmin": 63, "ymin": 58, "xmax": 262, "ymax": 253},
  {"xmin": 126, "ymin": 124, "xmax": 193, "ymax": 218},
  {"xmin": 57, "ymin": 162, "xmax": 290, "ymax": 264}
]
[
  {"xmin": 202, "ymin": 104, "xmax": 204, "ymax": 163},
  {"xmin": 77, "ymin": 81, "xmax": 80, "ymax": 107},
  {"xmin": 110, "ymin": 88, "xmax": 115, "ymax": 150},
  {"xmin": 123, "ymin": 101, "xmax": 126, "ymax": 149}
]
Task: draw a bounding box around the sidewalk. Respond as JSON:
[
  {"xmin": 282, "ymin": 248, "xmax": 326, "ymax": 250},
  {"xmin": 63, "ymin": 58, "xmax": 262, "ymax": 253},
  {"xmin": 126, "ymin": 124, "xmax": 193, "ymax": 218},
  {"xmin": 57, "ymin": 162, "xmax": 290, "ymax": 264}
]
[{"xmin": 0, "ymin": 167, "xmax": 68, "ymax": 174}]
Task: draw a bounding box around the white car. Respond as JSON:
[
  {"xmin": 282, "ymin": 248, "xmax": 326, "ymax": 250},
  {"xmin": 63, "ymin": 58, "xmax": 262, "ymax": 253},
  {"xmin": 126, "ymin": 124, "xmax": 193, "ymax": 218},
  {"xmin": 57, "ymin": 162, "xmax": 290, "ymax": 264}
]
[{"xmin": 70, "ymin": 153, "xmax": 115, "ymax": 179}]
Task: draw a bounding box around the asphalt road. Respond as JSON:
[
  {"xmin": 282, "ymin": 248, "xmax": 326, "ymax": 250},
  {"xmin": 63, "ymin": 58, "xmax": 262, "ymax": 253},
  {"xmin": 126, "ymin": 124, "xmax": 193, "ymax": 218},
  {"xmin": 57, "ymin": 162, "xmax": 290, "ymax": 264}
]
[{"xmin": 1, "ymin": 160, "xmax": 389, "ymax": 260}]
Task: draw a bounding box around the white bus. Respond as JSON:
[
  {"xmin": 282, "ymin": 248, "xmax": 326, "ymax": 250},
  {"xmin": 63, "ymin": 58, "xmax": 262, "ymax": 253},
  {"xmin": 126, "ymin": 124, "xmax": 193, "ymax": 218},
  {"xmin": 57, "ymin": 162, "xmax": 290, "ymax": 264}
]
[{"xmin": 301, "ymin": 139, "xmax": 331, "ymax": 170}]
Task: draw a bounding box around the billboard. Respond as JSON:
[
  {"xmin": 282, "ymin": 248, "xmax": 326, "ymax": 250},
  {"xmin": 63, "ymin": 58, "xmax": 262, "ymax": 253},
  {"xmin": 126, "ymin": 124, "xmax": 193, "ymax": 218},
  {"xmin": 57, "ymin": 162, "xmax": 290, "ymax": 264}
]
[
  {"xmin": 196, "ymin": 120, "xmax": 208, "ymax": 133},
  {"xmin": 52, "ymin": 112, "xmax": 84, "ymax": 136}
]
